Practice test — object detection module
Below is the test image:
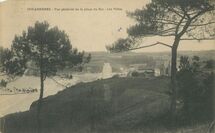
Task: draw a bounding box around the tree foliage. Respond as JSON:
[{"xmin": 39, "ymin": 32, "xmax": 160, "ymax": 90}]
[
  {"xmin": 128, "ymin": 0, "xmax": 215, "ymax": 38},
  {"xmin": 4, "ymin": 21, "xmax": 90, "ymax": 76},
  {"xmin": 205, "ymin": 59, "xmax": 215, "ymax": 69},
  {"xmin": 0, "ymin": 47, "xmax": 25, "ymax": 75},
  {"xmin": 107, "ymin": 0, "xmax": 215, "ymax": 52},
  {"xmin": 106, "ymin": 38, "xmax": 135, "ymax": 52},
  {"xmin": 177, "ymin": 56, "xmax": 214, "ymax": 121}
]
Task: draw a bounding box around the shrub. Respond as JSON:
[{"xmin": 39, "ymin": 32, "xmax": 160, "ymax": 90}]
[
  {"xmin": 177, "ymin": 56, "xmax": 214, "ymax": 122},
  {"xmin": 131, "ymin": 71, "xmax": 139, "ymax": 77},
  {"xmin": 0, "ymin": 79, "xmax": 7, "ymax": 87}
]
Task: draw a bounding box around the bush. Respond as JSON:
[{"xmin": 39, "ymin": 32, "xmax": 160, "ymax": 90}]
[
  {"xmin": 205, "ymin": 60, "xmax": 215, "ymax": 69},
  {"xmin": 131, "ymin": 71, "xmax": 139, "ymax": 77},
  {"xmin": 176, "ymin": 56, "xmax": 214, "ymax": 122},
  {"xmin": 0, "ymin": 79, "xmax": 7, "ymax": 87}
]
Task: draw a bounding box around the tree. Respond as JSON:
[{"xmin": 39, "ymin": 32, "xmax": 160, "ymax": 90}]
[
  {"xmin": 106, "ymin": 0, "xmax": 215, "ymax": 117},
  {"xmin": 3, "ymin": 21, "xmax": 90, "ymax": 133}
]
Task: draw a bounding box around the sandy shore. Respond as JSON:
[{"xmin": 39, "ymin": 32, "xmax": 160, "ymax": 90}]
[{"xmin": 0, "ymin": 73, "xmax": 102, "ymax": 117}]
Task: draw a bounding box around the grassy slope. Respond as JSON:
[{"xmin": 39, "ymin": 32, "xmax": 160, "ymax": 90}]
[{"xmin": 0, "ymin": 76, "xmax": 210, "ymax": 133}]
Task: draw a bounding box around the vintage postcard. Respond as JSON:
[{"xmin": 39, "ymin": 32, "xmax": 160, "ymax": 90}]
[{"xmin": 0, "ymin": 0, "xmax": 214, "ymax": 133}]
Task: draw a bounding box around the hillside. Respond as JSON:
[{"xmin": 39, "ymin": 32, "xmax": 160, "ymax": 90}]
[
  {"xmin": 1, "ymin": 76, "xmax": 173, "ymax": 133},
  {"xmin": 1, "ymin": 76, "xmax": 212, "ymax": 133}
]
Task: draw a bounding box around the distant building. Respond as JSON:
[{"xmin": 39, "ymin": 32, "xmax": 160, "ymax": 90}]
[
  {"xmin": 161, "ymin": 59, "xmax": 180, "ymax": 76},
  {"xmin": 102, "ymin": 63, "xmax": 112, "ymax": 79},
  {"xmin": 155, "ymin": 60, "xmax": 172, "ymax": 76},
  {"xmin": 124, "ymin": 58, "xmax": 189, "ymax": 78},
  {"xmin": 154, "ymin": 68, "xmax": 161, "ymax": 77}
]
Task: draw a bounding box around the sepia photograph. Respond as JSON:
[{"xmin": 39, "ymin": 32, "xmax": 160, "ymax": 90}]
[{"xmin": 0, "ymin": 0, "xmax": 215, "ymax": 133}]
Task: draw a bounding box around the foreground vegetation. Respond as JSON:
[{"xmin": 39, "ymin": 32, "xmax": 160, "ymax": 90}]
[
  {"xmin": 0, "ymin": 72, "xmax": 213, "ymax": 133},
  {"xmin": 2, "ymin": 76, "xmax": 169, "ymax": 133}
]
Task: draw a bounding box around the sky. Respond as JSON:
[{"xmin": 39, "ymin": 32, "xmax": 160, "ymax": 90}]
[{"xmin": 0, "ymin": 0, "xmax": 214, "ymax": 52}]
